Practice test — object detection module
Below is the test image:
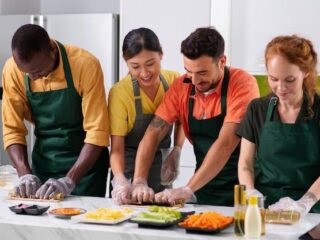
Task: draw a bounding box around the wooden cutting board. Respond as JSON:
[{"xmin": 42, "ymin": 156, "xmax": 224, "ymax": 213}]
[{"xmin": 7, "ymin": 193, "xmax": 64, "ymax": 202}]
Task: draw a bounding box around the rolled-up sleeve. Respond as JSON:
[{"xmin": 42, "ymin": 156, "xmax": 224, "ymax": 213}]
[
  {"xmin": 2, "ymin": 59, "xmax": 32, "ymax": 149},
  {"xmin": 80, "ymin": 59, "xmax": 109, "ymax": 146}
]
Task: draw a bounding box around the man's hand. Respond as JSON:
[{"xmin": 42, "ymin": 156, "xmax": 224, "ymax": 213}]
[
  {"xmin": 131, "ymin": 177, "xmax": 154, "ymax": 203},
  {"xmin": 15, "ymin": 174, "xmax": 41, "ymax": 198},
  {"xmin": 35, "ymin": 177, "xmax": 75, "ymax": 199},
  {"xmin": 155, "ymin": 186, "xmax": 196, "ymax": 204}
]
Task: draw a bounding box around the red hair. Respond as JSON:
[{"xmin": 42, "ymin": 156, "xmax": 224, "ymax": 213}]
[{"xmin": 265, "ymin": 35, "xmax": 318, "ymax": 118}]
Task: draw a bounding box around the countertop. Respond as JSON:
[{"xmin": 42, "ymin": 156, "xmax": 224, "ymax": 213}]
[{"xmin": 0, "ymin": 189, "xmax": 319, "ymax": 240}]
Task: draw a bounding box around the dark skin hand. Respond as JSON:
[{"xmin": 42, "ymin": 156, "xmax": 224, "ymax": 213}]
[
  {"xmin": 67, "ymin": 143, "xmax": 104, "ymax": 183},
  {"xmin": 7, "ymin": 144, "xmax": 31, "ymax": 177},
  {"xmin": 7, "ymin": 143, "xmax": 104, "ymax": 183}
]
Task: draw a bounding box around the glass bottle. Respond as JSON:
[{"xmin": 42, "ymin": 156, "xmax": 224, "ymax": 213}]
[
  {"xmin": 234, "ymin": 185, "xmax": 246, "ymax": 236},
  {"xmin": 258, "ymin": 196, "xmax": 266, "ymax": 235}
]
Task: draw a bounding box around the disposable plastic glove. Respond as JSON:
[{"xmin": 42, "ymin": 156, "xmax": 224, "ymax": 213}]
[
  {"xmin": 155, "ymin": 186, "xmax": 197, "ymax": 204},
  {"xmin": 15, "ymin": 174, "xmax": 41, "ymax": 198},
  {"xmin": 268, "ymin": 193, "xmax": 318, "ymax": 217},
  {"xmin": 111, "ymin": 175, "xmax": 132, "ymax": 205},
  {"xmin": 131, "ymin": 177, "xmax": 154, "ymax": 203},
  {"xmin": 35, "ymin": 177, "xmax": 75, "ymax": 199},
  {"xmin": 245, "ymin": 188, "xmax": 264, "ymax": 198},
  {"xmin": 160, "ymin": 146, "xmax": 181, "ymax": 185}
]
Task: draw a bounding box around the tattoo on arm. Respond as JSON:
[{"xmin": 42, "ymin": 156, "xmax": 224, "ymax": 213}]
[{"xmin": 150, "ymin": 116, "xmax": 169, "ymax": 129}]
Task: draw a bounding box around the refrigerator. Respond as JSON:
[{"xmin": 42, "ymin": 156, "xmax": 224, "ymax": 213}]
[{"xmin": 0, "ymin": 13, "xmax": 119, "ymax": 165}]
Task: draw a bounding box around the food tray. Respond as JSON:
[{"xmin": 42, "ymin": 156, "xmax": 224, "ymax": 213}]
[
  {"xmin": 72, "ymin": 211, "xmax": 137, "ymax": 225},
  {"xmin": 178, "ymin": 221, "xmax": 233, "ymax": 234},
  {"xmin": 129, "ymin": 211, "xmax": 194, "ymax": 229}
]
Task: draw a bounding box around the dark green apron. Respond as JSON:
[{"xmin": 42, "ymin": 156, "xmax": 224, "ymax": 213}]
[
  {"xmin": 25, "ymin": 41, "xmax": 108, "ymax": 197},
  {"xmin": 256, "ymin": 97, "xmax": 320, "ymax": 213},
  {"xmin": 188, "ymin": 67, "xmax": 239, "ymax": 206},
  {"xmin": 124, "ymin": 75, "xmax": 172, "ymax": 192}
]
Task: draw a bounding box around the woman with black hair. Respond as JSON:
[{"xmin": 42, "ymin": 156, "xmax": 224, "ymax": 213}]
[{"xmin": 108, "ymin": 28, "xmax": 184, "ymax": 204}]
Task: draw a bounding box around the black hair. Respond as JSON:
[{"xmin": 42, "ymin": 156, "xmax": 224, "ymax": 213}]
[
  {"xmin": 11, "ymin": 24, "xmax": 51, "ymax": 62},
  {"xmin": 181, "ymin": 26, "xmax": 225, "ymax": 60},
  {"xmin": 122, "ymin": 27, "xmax": 162, "ymax": 61}
]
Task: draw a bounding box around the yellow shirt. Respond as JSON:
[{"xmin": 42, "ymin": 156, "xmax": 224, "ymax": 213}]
[
  {"xmin": 108, "ymin": 70, "xmax": 179, "ymax": 136},
  {"xmin": 2, "ymin": 43, "xmax": 109, "ymax": 149}
]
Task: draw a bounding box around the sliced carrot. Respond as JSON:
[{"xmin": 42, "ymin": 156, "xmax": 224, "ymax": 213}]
[{"xmin": 179, "ymin": 211, "xmax": 233, "ymax": 229}]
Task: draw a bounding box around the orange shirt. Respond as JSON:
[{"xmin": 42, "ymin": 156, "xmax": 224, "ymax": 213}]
[{"xmin": 156, "ymin": 67, "xmax": 260, "ymax": 141}]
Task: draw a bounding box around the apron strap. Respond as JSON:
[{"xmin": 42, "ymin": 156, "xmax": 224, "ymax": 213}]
[
  {"xmin": 189, "ymin": 67, "xmax": 230, "ymax": 116},
  {"xmin": 132, "ymin": 74, "xmax": 169, "ymax": 115},
  {"xmin": 56, "ymin": 41, "xmax": 75, "ymax": 90},
  {"xmin": 266, "ymin": 97, "xmax": 278, "ymax": 122},
  {"xmin": 220, "ymin": 67, "xmax": 229, "ymax": 116},
  {"xmin": 24, "ymin": 74, "xmax": 31, "ymax": 93},
  {"xmin": 159, "ymin": 74, "xmax": 169, "ymax": 91}
]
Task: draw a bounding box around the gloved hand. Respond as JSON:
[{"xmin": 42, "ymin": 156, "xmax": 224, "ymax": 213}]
[
  {"xmin": 245, "ymin": 188, "xmax": 264, "ymax": 198},
  {"xmin": 35, "ymin": 177, "xmax": 75, "ymax": 199},
  {"xmin": 15, "ymin": 174, "xmax": 41, "ymax": 198},
  {"xmin": 268, "ymin": 193, "xmax": 318, "ymax": 217},
  {"xmin": 155, "ymin": 186, "xmax": 197, "ymax": 204},
  {"xmin": 131, "ymin": 177, "xmax": 154, "ymax": 203},
  {"xmin": 111, "ymin": 175, "xmax": 132, "ymax": 205},
  {"xmin": 161, "ymin": 146, "xmax": 181, "ymax": 185}
]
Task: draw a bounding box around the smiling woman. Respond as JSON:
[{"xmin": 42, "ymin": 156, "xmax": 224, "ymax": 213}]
[
  {"xmin": 237, "ymin": 35, "xmax": 320, "ymax": 215},
  {"xmin": 108, "ymin": 27, "xmax": 184, "ymax": 205}
]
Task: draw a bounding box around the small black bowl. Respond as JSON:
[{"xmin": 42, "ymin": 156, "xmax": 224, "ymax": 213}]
[
  {"xmin": 9, "ymin": 204, "xmax": 49, "ymax": 215},
  {"xmin": 9, "ymin": 204, "xmax": 31, "ymax": 214},
  {"xmin": 24, "ymin": 205, "xmax": 50, "ymax": 215}
]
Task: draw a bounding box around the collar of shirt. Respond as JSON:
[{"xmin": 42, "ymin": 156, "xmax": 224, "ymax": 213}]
[{"xmin": 46, "ymin": 40, "xmax": 65, "ymax": 81}]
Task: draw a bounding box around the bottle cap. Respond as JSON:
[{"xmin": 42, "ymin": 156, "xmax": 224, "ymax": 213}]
[{"xmin": 248, "ymin": 196, "xmax": 258, "ymax": 205}]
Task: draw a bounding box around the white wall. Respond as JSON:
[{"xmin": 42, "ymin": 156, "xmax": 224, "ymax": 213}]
[
  {"xmin": 119, "ymin": 0, "xmax": 212, "ymax": 76},
  {"xmin": 0, "ymin": 0, "xmax": 120, "ymax": 14},
  {"xmin": 230, "ymin": 0, "xmax": 320, "ymax": 74},
  {"xmin": 40, "ymin": 0, "xmax": 120, "ymax": 14},
  {"xmin": 0, "ymin": 0, "xmax": 40, "ymax": 14},
  {"xmin": 211, "ymin": 0, "xmax": 231, "ymax": 64}
]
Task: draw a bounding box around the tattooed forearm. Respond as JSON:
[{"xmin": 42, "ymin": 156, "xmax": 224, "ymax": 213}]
[{"xmin": 150, "ymin": 116, "xmax": 169, "ymax": 129}]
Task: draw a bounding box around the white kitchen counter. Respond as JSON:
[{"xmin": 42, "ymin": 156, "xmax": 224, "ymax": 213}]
[{"xmin": 0, "ymin": 189, "xmax": 319, "ymax": 240}]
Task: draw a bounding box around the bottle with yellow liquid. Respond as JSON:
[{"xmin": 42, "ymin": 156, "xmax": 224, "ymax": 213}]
[
  {"xmin": 234, "ymin": 185, "xmax": 246, "ymax": 236},
  {"xmin": 258, "ymin": 196, "xmax": 266, "ymax": 235}
]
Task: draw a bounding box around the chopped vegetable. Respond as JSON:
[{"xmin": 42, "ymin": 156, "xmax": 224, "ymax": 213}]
[
  {"xmin": 85, "ymin": 208, "xmax": 133, "ymax": 220},
  {"xmin": 178, "ymin": 211, "xmax": 233, "ymax": 229}
]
